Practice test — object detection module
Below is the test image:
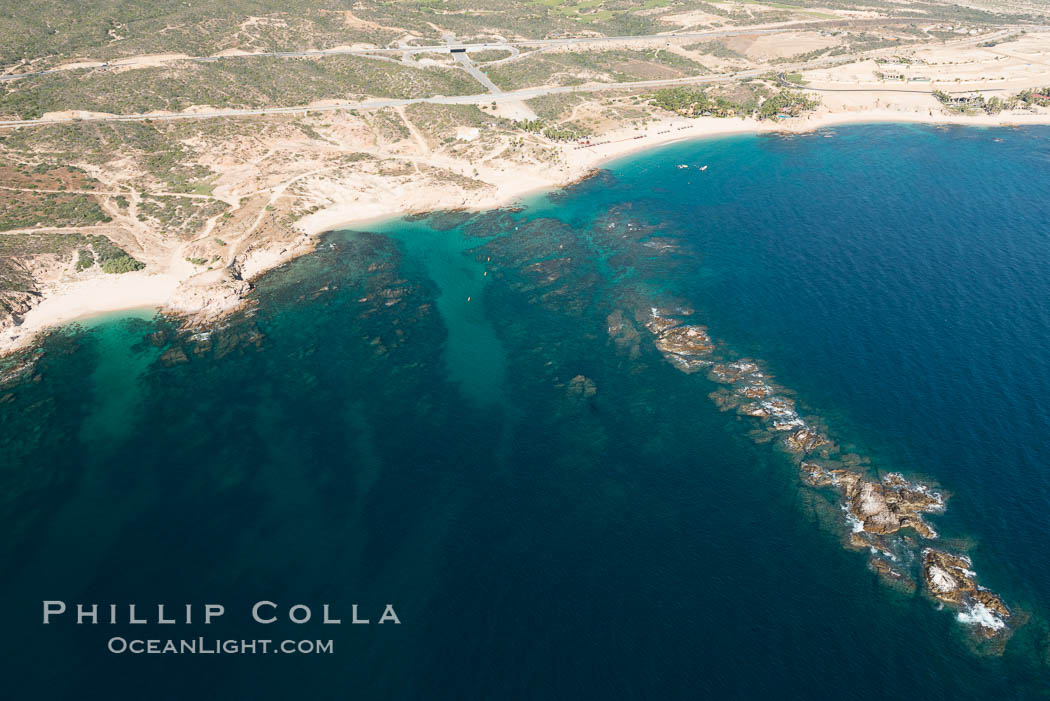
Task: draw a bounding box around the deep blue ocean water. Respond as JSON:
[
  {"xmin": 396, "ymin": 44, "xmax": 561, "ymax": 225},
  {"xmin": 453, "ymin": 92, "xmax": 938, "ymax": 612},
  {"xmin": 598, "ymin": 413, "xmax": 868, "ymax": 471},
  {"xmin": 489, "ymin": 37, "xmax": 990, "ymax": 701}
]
[{"xmin": 2, "ymin": 124, "xmax": 1050, "ymax": 699}]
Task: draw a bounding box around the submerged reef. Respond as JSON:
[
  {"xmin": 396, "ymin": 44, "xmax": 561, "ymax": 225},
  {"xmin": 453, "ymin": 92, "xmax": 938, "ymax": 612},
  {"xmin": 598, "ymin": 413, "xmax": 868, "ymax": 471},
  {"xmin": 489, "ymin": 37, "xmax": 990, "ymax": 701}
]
[
  {"xmin": 628, "ymin": 303, "xmax": 1012, "ymax": 639},
  {"xmin": 405, "ymin": 202, "xmax": 1015, "ymax": 644}
]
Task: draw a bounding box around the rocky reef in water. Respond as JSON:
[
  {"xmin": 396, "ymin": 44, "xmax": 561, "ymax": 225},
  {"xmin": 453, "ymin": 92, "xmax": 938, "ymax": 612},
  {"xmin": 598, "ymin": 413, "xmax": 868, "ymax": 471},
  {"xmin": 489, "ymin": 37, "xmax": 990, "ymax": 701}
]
[
  {"xmin": 319, "ymin": 203, "xmax": 1019, "ymax": 645},
  {"xmin": 623, "ymin": 303, "xmax": 1013, "ymax": 640},
  {"xmin": 923, "ymin": 548, "xmax": 1011, "ymax": 638},
  {"xmin": 645, "ymin": 307, "xmax": 714, "ymax": 373},
  {"xmin": 364, "ymin": 204, "xmax": 1017, "ymax": 643}
]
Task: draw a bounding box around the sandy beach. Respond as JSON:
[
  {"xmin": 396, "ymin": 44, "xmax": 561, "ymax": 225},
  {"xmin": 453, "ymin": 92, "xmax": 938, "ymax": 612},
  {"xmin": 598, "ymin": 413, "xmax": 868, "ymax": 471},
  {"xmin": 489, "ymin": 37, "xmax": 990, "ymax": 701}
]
[
  {"xmin": 5, "ymin": 105, "xmax": 1050, "ymax": 357},
  {"xmin": 0, "ymin": 269, "xmax": 182, "ymax": 351},
  {"xmin": 295, "ymin": 105, "xmax": 1050, "ymax": 235}
]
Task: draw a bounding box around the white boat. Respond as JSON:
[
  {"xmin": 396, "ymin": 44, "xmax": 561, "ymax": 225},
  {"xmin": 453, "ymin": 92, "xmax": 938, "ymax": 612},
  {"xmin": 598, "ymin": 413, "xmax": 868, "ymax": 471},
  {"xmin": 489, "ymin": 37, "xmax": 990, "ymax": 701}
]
[{"xmin": 699, "ymin": 165, "xmax": 708, "ymax": 171}]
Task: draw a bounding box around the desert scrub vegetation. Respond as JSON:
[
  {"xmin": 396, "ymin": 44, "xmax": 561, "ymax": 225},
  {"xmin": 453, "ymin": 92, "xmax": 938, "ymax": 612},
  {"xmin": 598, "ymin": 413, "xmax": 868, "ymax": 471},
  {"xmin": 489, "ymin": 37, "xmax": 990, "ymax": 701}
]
[
  {"xmin": 486, "ymin": 49, "xmax": 708, "ymax": 90},
  {"xmin": 773, "ymin": 46, "xmax": 844, "ymax": 65},
  {"xmin": 0, "ymin": 231, "xmax": 141, "ymax": 302},
  {"xmin": 524, "ymin": 93, "xmax": 589, "ymax": 121},
  {"xmin": 0, "ymin": 120, "xmax": 219, "ymax": 192},
  {"xmin": 2, "ymin": 0, "xmax": 695, "ymax": 67},
  {"xmin": 0, "ymin": 2, "xmax": 402, "ymax": 66},
  {"xmin": 5, "ymin": 0, "xmax": 808, "ymax": 69},
  {"xmin": 0, "ymin": 190, "xmax": 110, "ymax": 231},
  {"xmin": 684, "ymin": 41, "xmax": 746, "ymax": 60},
  {"xmin": 143, "ymin": 148, "xmax": 215, "ymax": 193},
  {"xmin": 469, "ymin": 50, "xmax": 514, "ymax": 63},
  {"xmin": 839, "ymin": 31, "xmax": 919, "ymax": 52},
  {"xmin": 405, "ymin": 103, "xmax": 498, "ymax": 143},
  {"xmin": 0, "ymin": 232, "xmax": 86, "ymax": 261},
  {"xmin": 0, "ymin": 55, "xmax": 485, "ymax": 120},
  {"xmin": 1, "ymin": 115, "xmax": 256, "ymax": 157},
  {"xmin": 364, "ymin": 108, "xmax": 412, "ymax": 143},
  {"xmin": 55, "ymin": 232, "xmax": 144, "ymax": 270},
  {"xmin": 137, "ymin": 195, "xmax": 229, "ymax": 239},
  {"xmin": 3, "ymin": 1, "xmax": 1040, "ymax": 69},
  {"xmin": 485, "ymin": 54, "xmax": 585, "ymax": 89},
  {"xmin": 527, "ymin": 0, "xmax": 672, "ymax": 26},
  {"xmin": 0, "ymin": 161, "xmax": 101, "ymax": 191},
  {"xmin": 47, "ymin": 233, "xmax": 142, "ymax": 274},
  {"xmin": 358, "ymin": 0, "xmax": 666, "ymax": 41},
  {"xmin": 75, "ymin": 248, "xmax": 95, "ymax": 272},
  {"xmin": 99, "ymin": 256, "xmax": 145, "ymax": 273},
  {"xmin": 81, "ymin": 233, "xmax": 144, "ymax": 273},
  {"xmin": 0, "ymin": 120, "xmax": 173, "ymax": 157}
]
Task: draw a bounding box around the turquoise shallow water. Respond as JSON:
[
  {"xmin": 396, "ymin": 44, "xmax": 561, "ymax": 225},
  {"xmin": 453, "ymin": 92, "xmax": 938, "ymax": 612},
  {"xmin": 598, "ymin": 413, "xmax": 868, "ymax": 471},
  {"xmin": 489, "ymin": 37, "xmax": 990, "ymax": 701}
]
[{"xmin": 2, "ymin": 124, "xmax": 1050, "ymax": 698}]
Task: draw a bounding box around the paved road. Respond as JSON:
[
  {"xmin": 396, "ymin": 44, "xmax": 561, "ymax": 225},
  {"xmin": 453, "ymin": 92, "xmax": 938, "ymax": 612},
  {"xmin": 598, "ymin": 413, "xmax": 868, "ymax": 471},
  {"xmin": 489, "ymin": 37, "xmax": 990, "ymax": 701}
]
[
  {"xmin": 0, "ymin": 17, "xmax": 1007, "ymax": 83},
  {"xmin": 0, "ymin": 68, "xmax": 774, "ymax": 128},
  {"xmin": 0, "ymin": 65, "xmax": 1012, "ymax": 129},
  {"xmin": 454, "ymin": 52, "xmax": 502, "ymax": 94},
  {"xmin": 0, "ymin": 26, "xmax": 1026, "ymax": 128}
]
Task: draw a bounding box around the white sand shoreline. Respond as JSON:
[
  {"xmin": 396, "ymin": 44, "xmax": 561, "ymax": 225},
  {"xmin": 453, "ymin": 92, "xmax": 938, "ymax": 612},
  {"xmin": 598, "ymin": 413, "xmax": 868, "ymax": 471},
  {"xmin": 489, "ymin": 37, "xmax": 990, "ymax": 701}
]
[
  {"xmin": 1, "ymin": 271, "xmax": 181, "ymax": 354},
  {"xmin": 302, "ymin": 108, "xmax": 1050, "ymax": 235},
  {"xmin": 5, "ymin": 107, "xmax": 1050, "ymax": 357}
]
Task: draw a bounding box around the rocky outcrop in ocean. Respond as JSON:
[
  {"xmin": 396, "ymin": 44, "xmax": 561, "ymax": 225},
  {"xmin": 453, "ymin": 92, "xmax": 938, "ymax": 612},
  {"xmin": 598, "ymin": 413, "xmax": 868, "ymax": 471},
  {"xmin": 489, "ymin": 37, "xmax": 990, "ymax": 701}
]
[
  {"xmin": 621, "ymin": 301, "xmax": 1013, "ymax": 640},
  {"xmin": 643, "ymin": 307, "xmax": 714, "ymax": 373},
  {"xmin": 923, "ymin": 549, "xmax": 1011, "ymax": 637}
]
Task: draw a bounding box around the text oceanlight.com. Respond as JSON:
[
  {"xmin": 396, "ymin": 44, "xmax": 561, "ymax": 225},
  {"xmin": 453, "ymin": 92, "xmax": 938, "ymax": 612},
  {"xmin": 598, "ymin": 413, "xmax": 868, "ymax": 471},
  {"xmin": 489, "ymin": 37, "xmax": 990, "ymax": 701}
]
[{"xmin": 107, "ymin": 637, "xmax": 335, "ymax": 655}]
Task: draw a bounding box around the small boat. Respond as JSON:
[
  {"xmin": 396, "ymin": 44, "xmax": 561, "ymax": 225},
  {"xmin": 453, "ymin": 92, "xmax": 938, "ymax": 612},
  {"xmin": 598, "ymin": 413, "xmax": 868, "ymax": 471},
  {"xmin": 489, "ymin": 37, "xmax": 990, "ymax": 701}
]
[
  {"xmin": 699, "ymin": 165, "xmax": 708, "ymax": 171},
  {"xmin": 677, "ymin": 164, "xmax": 688, "ymax": 169}
]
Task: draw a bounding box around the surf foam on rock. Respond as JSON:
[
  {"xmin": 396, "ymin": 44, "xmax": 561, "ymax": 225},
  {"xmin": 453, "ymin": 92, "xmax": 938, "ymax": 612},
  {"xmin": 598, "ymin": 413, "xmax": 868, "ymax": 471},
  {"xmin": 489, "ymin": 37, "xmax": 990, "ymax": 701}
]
[{"xmin": 957, "ymin": 602, "xmax": 1007, "ymax": 632}]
